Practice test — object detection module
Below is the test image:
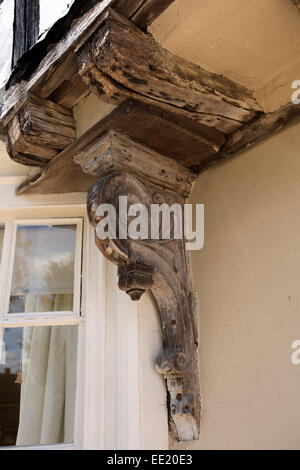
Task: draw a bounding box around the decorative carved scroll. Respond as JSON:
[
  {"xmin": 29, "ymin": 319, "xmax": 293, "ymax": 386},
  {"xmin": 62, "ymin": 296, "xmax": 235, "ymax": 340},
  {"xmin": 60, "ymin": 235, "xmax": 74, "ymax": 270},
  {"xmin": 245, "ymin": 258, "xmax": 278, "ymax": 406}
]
[{"xmin": 76, "ymin": 131, "xmax": 200, "ymax": 441}]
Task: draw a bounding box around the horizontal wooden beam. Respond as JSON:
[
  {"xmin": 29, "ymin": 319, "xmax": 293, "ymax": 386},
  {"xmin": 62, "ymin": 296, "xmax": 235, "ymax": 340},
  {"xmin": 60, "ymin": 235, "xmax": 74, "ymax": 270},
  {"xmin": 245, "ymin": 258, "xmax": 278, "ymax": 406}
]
[
  {"xmin": 1, "ymin": 4, "xmax": 260, "ymax": 138},
  {"xmin": 15, "ymin": 101, "xmax": 300, "ymax": 195},
  {"xmin": 0, "ymin": 2, "xmax": 262, "ymax": 175},
  {"xmin": 16, "ymin": 97, "xmax": 222, "ymax": 194},
  {"xmin": 2, "ymin": 0, "xmax": 176, "ymax": 125},
  {"xmin": 78, "ymin": 10, "xmax": 261, "ymax": 134},
  {"xmin": 10, "ymin": 94, "xmax": 225, "ymax": 175},
  {"xmin": 0, "ymin": 1, "xmax": 113, "ymax": 126},
  {"xmin": 51, "ymin": 74, "xmax": 90, "ymax": 109},
  {"xmin": 196, "ymin": 103, "xmax": 300, "ymax": 173}
]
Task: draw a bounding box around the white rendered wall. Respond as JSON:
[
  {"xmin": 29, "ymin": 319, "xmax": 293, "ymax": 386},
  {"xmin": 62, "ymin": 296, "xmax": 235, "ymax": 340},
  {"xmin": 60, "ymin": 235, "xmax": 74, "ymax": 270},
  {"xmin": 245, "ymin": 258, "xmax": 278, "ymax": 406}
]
[
  {"xmin": 39, "ymin": 0, "xmax": 74, "ymax": 37},
  {"xmin": 172, "ymin": 118, "xmax": 300, "ymax": 450},
  {"xmin": 0, "ymin": 0, "xmax": 14, "ymax": 88}
]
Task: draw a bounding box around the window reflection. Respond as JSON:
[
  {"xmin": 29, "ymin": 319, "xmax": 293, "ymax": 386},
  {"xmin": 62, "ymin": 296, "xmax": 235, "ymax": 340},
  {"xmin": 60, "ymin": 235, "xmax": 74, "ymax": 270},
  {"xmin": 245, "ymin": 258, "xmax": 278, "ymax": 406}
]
[
  {"xmin": 0, "ymin": 326, "xmax": 78, "ymax": 447},
  {"xmin": 9, "ymin": 225, "xmax": 76, "ymax": 314}
]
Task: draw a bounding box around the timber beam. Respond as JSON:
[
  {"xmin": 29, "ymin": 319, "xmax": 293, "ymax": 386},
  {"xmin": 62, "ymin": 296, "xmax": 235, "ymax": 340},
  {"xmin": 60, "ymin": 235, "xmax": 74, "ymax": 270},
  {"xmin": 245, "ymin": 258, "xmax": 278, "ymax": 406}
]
[
  {"xmin": 0, "ymin": 6, "xmax": 262, "ymax": 175},
  {"xmin": 14, "ymin": 102, "xmax": 300, "ymax": 195},
  {"xmin": 2, "ymin": 1, "xmax": 298, "ymax": 194},
  {"xmin": 0, "ymin": 7, "xmax": 261, "ymax": 139},
  {"xmin": 196, "ymin": 103, "xmax": 300, "ymax": 173},
  {"xmin": 77, "ymin": 9, "xmax": 260, "ymax": 135}
]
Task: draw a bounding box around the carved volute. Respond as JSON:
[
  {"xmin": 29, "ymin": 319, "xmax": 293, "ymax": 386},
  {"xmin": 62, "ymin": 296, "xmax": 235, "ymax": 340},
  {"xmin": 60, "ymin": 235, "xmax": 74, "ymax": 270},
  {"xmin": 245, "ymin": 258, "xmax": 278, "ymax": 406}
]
[{"xmin": 74, "ymin": 130, "xmax": 200, "ymax": 441}]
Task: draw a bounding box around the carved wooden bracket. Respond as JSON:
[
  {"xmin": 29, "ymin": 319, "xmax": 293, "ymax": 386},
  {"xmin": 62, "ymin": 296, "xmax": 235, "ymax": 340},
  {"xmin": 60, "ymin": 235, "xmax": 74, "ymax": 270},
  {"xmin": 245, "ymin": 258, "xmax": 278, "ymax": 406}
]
[{"xmin": 74, "ymin": 131, "xmax": 200, "ymax": 441}]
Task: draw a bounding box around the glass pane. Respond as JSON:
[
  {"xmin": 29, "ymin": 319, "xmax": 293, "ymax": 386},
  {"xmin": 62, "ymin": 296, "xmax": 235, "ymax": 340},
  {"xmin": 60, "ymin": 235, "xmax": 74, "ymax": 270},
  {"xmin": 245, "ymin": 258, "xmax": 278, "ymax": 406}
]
[
  {"xmin": 9, "ymin": 225, "xmax": 77, "ymax": 314},
  {"xmin": 0, "ymin": 225, "xmax": 4, "ymax": 264},
  {"xmin": 0, "ymin": 325, "xmax": 78, "ymax": 447}
]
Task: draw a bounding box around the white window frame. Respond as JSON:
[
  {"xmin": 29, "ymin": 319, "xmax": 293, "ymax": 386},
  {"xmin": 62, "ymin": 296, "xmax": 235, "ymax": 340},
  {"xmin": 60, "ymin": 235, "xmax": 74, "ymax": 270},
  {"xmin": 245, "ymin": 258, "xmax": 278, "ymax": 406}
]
[
  {"xmin": 0, "ymin": 217, "xmax": 83, "ymax": 324},
  {"xmin": 0, "ymin": 202, "xmax": 87, "ymax": 451},
  {"xmin": 0, "ymin": 176, "xmax": 169, "ymax": 451}
]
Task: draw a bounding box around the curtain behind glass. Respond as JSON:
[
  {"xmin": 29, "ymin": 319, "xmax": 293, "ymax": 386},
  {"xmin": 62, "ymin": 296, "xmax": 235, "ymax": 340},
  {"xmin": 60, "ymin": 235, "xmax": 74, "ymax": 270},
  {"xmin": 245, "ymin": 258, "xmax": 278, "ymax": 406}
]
[
  {"xmin": 16, "ymin": 295, "xmax": 78, "ymax": 446},
  {"xmin": 0, "ymin": 225, "xmax": 4, "ymax": 263}
]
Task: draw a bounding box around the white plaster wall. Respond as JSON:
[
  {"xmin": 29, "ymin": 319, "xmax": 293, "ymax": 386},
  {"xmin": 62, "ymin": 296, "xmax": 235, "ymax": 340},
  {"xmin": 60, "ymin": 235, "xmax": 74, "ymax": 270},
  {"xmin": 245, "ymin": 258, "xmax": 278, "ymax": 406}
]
[
  {"xmin": 104, "ymin": 262, "xmax": 141, "ymax": 450},
  {"xmin": 74, "ymin": 93, "xmax": 116, "ymax": 138},
  {"xmin": 39, "ymin": 0, "xmax": 74, "ymax": 37},
  {"xmin": 104, "ymin": 266, "xmax": 169, "ymax": 450},
  {"xmin": 171, "ymin": 118, "xmax": 300, "ymax": 450},
  {"xmin": 0, "ymin": 0, "xmax": 14, "ymax": 89},
  {"xmin": 138, "ymin": 292, "xmax": 169, "ymax": 450},
  {"xmin": 0, "ymin": 140, "xmax": 28, "ymax": 177}
]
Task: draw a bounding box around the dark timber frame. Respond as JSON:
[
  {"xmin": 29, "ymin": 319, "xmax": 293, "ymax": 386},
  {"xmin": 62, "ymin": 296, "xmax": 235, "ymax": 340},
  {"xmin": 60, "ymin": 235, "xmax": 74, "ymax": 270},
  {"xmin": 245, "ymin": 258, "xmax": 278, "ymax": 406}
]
[{"xmin": 12, "ymin": 0, "xmax": 40, "ymax": 68}]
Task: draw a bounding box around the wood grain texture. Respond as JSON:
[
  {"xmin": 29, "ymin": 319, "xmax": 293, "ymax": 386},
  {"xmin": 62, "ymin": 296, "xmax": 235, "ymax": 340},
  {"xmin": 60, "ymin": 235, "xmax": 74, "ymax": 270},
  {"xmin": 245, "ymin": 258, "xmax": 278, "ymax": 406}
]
[
  {"xmin": 74, "ymin": 130, "xmax": 195, "ymax": 197},
  {"xmin": 98, "ymin": 99, "xmax": 225, "ymax": 167},
  {"xmin": 7, "ymin": 115, "xmax": 58, "ymax": 162},
  {"xmin": 72, "ymin": 98, "xmax": 225, "ymax": 166},
  {"xmin": 14, "ymin": 102, "xmax": 300, "ymax": 192},
  {"xmin": 6, "ymin": 95, "xmax": 76, "ymax": 167},
  {"xmin": 15, "ymin": 97, "xmax": 225, "ymax": 193},
  {"xmin": 1, "ymin": 1, "xmax": 113, "ymax": 126},
  {"xmin": 16, "ymin": 99, "xmax": 205, "ymax": 194},
  {"xmin": 3, "ymin": 0, "xmax": 174, "ymax": 124},
  {"xmin": 32, "ymin": 53, "xmax": 79, "ymax": 99},
  {"xmin": 78, "ymin": 10, "xmax": 261, "ymax": 134},
  {"xmin": 195, "ymin": 103, "xmax": 300, "ymax": 173},
  {"xmin": 13, "ymin": 0, "xmax": 40, "ymax": 67},
  {"xmin": 50, "ymin": 74, "xmax": 90, "ymax": 109}
]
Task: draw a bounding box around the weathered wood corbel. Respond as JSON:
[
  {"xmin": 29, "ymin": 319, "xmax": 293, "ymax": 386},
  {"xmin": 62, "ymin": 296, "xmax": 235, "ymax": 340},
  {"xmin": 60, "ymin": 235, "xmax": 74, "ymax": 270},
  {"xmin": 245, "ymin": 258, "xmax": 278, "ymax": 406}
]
[
  {"xmin": 74, "ymin": 131, "xmax": 200, "ymax": 441},
  {"xmin": 5, "ymin": 95, "xmax": 76, "ymax": 167}
]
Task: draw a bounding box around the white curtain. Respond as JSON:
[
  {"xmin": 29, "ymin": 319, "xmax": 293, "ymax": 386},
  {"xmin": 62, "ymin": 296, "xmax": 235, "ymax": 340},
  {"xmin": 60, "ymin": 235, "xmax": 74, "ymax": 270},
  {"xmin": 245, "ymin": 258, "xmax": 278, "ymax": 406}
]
[{"xmin": 16, "ymin": 295, "xmax": 78, "ymax": 446}]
